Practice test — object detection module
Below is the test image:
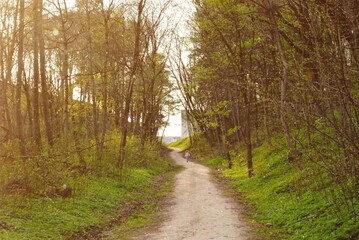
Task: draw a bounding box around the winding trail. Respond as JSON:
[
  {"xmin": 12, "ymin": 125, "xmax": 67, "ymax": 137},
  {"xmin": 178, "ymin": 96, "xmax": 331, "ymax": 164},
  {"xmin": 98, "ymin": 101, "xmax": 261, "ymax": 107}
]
[{"xmin": 132, "ymin": 149, "xmax": 257, "ymax": 240}]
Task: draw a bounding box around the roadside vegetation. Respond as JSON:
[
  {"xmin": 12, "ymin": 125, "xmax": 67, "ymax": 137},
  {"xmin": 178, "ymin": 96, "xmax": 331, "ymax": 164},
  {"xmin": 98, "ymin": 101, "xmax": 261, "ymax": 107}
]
[{"xmin": 0, "ymin": 137, "xmax": 178, "ymax": 239}]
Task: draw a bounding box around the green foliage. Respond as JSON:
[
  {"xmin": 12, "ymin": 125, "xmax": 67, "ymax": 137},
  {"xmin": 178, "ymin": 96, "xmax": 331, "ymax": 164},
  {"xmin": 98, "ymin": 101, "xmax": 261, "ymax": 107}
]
[
  {"xmin": 123, "ymin": 137, "xmax": 168, "ymax": 173},
  {"xmin": 205, "ymin": 156, "xmax": 227, "ymax": 168},
  {"xmin": 205, "ymin": 100, "xmax": 231, "ymax": 119},
  {"xmin": 188, "ymin": 135, "xmax": 222, "ymax": 162},
  {"xmin": 203, "ymin": 137, "xmax": 359, "ymax": 240},
  {"xmin": 167, "ymin": 137, "xmax": 190, "ymax": 149}
]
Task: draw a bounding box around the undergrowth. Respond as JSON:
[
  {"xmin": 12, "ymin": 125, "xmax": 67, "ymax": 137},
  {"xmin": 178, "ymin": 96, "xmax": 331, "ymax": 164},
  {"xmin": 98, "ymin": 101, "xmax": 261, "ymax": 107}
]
[{"xmin": 0, "ymin": 135, "xmax": 177, "ymax": 239}]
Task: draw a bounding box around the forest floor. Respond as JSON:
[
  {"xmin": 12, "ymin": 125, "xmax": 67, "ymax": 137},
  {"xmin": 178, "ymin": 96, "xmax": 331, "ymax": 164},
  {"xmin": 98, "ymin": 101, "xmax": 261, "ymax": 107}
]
[{"xmin": 127, "ymin": 149, "xmax": 260, "ymax": 240}]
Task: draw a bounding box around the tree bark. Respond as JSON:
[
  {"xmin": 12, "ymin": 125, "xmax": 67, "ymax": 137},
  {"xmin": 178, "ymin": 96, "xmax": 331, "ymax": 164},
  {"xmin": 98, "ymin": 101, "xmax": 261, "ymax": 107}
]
[
  {"xmin": 33, "ymin": 0, "xmax": 42, "ymax": 147},
  {"xmin": 4, "ymin": 3, "xmax": 19, "ymax": 134},
  {"xmin": 245, "ymin": 90, "xmax": 253, "ymax": 177},
  {"xmin": 98, "ymin": 1, "xmax": 111, "ymax": 161},
  {"xmin": 15, "ymin": 0, "xmax": 27, "ymax": 156},
  {"xmin": 85, "ymin": 0, "xmax": 100, "ymax": 161},
  {"xmin": 39, "ymin": 0, "xmax": 54, "ymax": 146},
  {"xmin": 58, "ymin": 0, "xmax": 70, "ymax": 140}
]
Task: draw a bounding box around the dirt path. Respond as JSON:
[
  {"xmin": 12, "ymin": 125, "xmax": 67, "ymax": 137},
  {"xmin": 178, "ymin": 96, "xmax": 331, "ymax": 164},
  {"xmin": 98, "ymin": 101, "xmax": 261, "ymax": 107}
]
[{"xmin": 132, "ymin": 149, "xmax": 257, "ymax": 240}]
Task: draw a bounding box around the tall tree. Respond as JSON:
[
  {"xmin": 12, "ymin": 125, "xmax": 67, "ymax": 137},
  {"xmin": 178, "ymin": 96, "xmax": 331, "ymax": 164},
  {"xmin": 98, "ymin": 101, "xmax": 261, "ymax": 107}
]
[
  {"xmin": 15, "ymin": 0, "xmax": 26, "ymax": 156},
  {"xmin": 265, "ymin": 0, "xmax": 298, "ymax": 162},
  {"xmin": 38, "ymin": 0, "xmax": 53, "ymax": 146},
  {"xmin": 32, "ymin": 0, "xmax": 42, "ymax": 147},
  {"xmin": 118, "ymin": 0, "xmax": 146, "ymax": 172},
  {"xmin": 57, "ymin": 0, "xmax": 71, "ymax": 140},
  {"xmin": 0, "ymin": 1, "xmax": 18, "ymax": 138},
  {"xmin": 85, "ymin": 0, "xmax": 100, "ymax": 160}
]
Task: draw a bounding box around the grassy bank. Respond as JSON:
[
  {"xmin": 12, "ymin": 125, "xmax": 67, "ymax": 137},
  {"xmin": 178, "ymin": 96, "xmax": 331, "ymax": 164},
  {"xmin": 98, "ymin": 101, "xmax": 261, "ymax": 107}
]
[
  {"xmin": 0, "ymin": 164, "xmax": 178, "ymax": 240},
  {"xmin": 203, "ymin": 137, "xmax": 359, "ymax": 240},
  {"xmin": 167, "ymin": 137, "xmax": 190, "ymax": 149},
  {"xmin": 0, "ymin": 136, "xmax": 179, "ymax": 240}
]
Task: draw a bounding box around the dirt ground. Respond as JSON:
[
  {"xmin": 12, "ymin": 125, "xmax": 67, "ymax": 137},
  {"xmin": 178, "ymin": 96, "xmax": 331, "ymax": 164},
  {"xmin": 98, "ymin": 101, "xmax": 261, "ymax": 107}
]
[{"xmin": 130, "ymin": 149, "xmax": 259, "ymax": 240}]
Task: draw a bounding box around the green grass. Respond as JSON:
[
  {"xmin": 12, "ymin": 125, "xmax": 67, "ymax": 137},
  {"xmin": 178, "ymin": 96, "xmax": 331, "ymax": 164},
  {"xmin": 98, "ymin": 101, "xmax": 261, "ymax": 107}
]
[
  {"xmin": 204, "ymin": 138, "xmax": 359, "ymax": 240},
  {"xmin": 0, "ymin": 159, "xmax": 178, "ymax": 239},
  {"xmin": 0, "ymin": 135, "xmax": 180, "ymax": 239},
  {"xmin": 0, "ymin": 177, "xmax": 126, "ymax": 239},
  {"xmin": 167, "ymin": 137, "xmax": 190, "ymax": 149},
  {"xmin": 103, "ymin": 166, "xmax": 181, "ymax": 239}
]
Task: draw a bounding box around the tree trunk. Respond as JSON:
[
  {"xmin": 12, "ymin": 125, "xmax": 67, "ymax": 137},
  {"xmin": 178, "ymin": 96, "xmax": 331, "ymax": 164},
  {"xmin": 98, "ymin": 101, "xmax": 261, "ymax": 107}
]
[
  {"xmin": 2, "ymin": 4, "xmax": 19, "ymax": 137},
  {"xmin": 98, "ymin": 1, "xmax": 111, "ymax": 161},
  {"xmin": 38, "ymin": 0, "xmax": 53, "ymax": 146},
  {"xmin": 85, "ymin": 1, "xmax": 100, "ymax": 161},
  {"xmin": 58, "ymin": 1, "xmax": 70, "ymax": 140},
  {"xmin": 118, "ymin": 0, "xmax": 146, "ymax": 173},
  {"xmin": 245, "ymin": 86, "xmax": 254, "ymax": 177},
  {"xmin": 269, "ymin": 9, "xmax": 298, "ymax": 162},
  {"xmin": 15, "ymin": 0, "xmax": 27, "ymax": 157},
  {"xmin": 33, "ymin": 0, "xmax": 42, "ymax": 147},
  {"xmin": 23, "ymin": 73, "xmax": 34, "ymax": 139}
]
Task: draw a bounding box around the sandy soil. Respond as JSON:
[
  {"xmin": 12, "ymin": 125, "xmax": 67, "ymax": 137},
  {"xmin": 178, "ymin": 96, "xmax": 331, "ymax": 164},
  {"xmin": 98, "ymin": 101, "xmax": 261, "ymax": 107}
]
[{"xmin": 131, "ymin": 149, "xmax": 258, "ymax": 240}]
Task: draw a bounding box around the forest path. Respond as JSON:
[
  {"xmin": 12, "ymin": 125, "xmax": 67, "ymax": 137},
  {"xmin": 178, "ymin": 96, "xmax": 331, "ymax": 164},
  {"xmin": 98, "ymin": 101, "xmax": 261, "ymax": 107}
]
[{"xmin": 131, "ymin": 149, "xmax": 257, "ymax": 240}]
